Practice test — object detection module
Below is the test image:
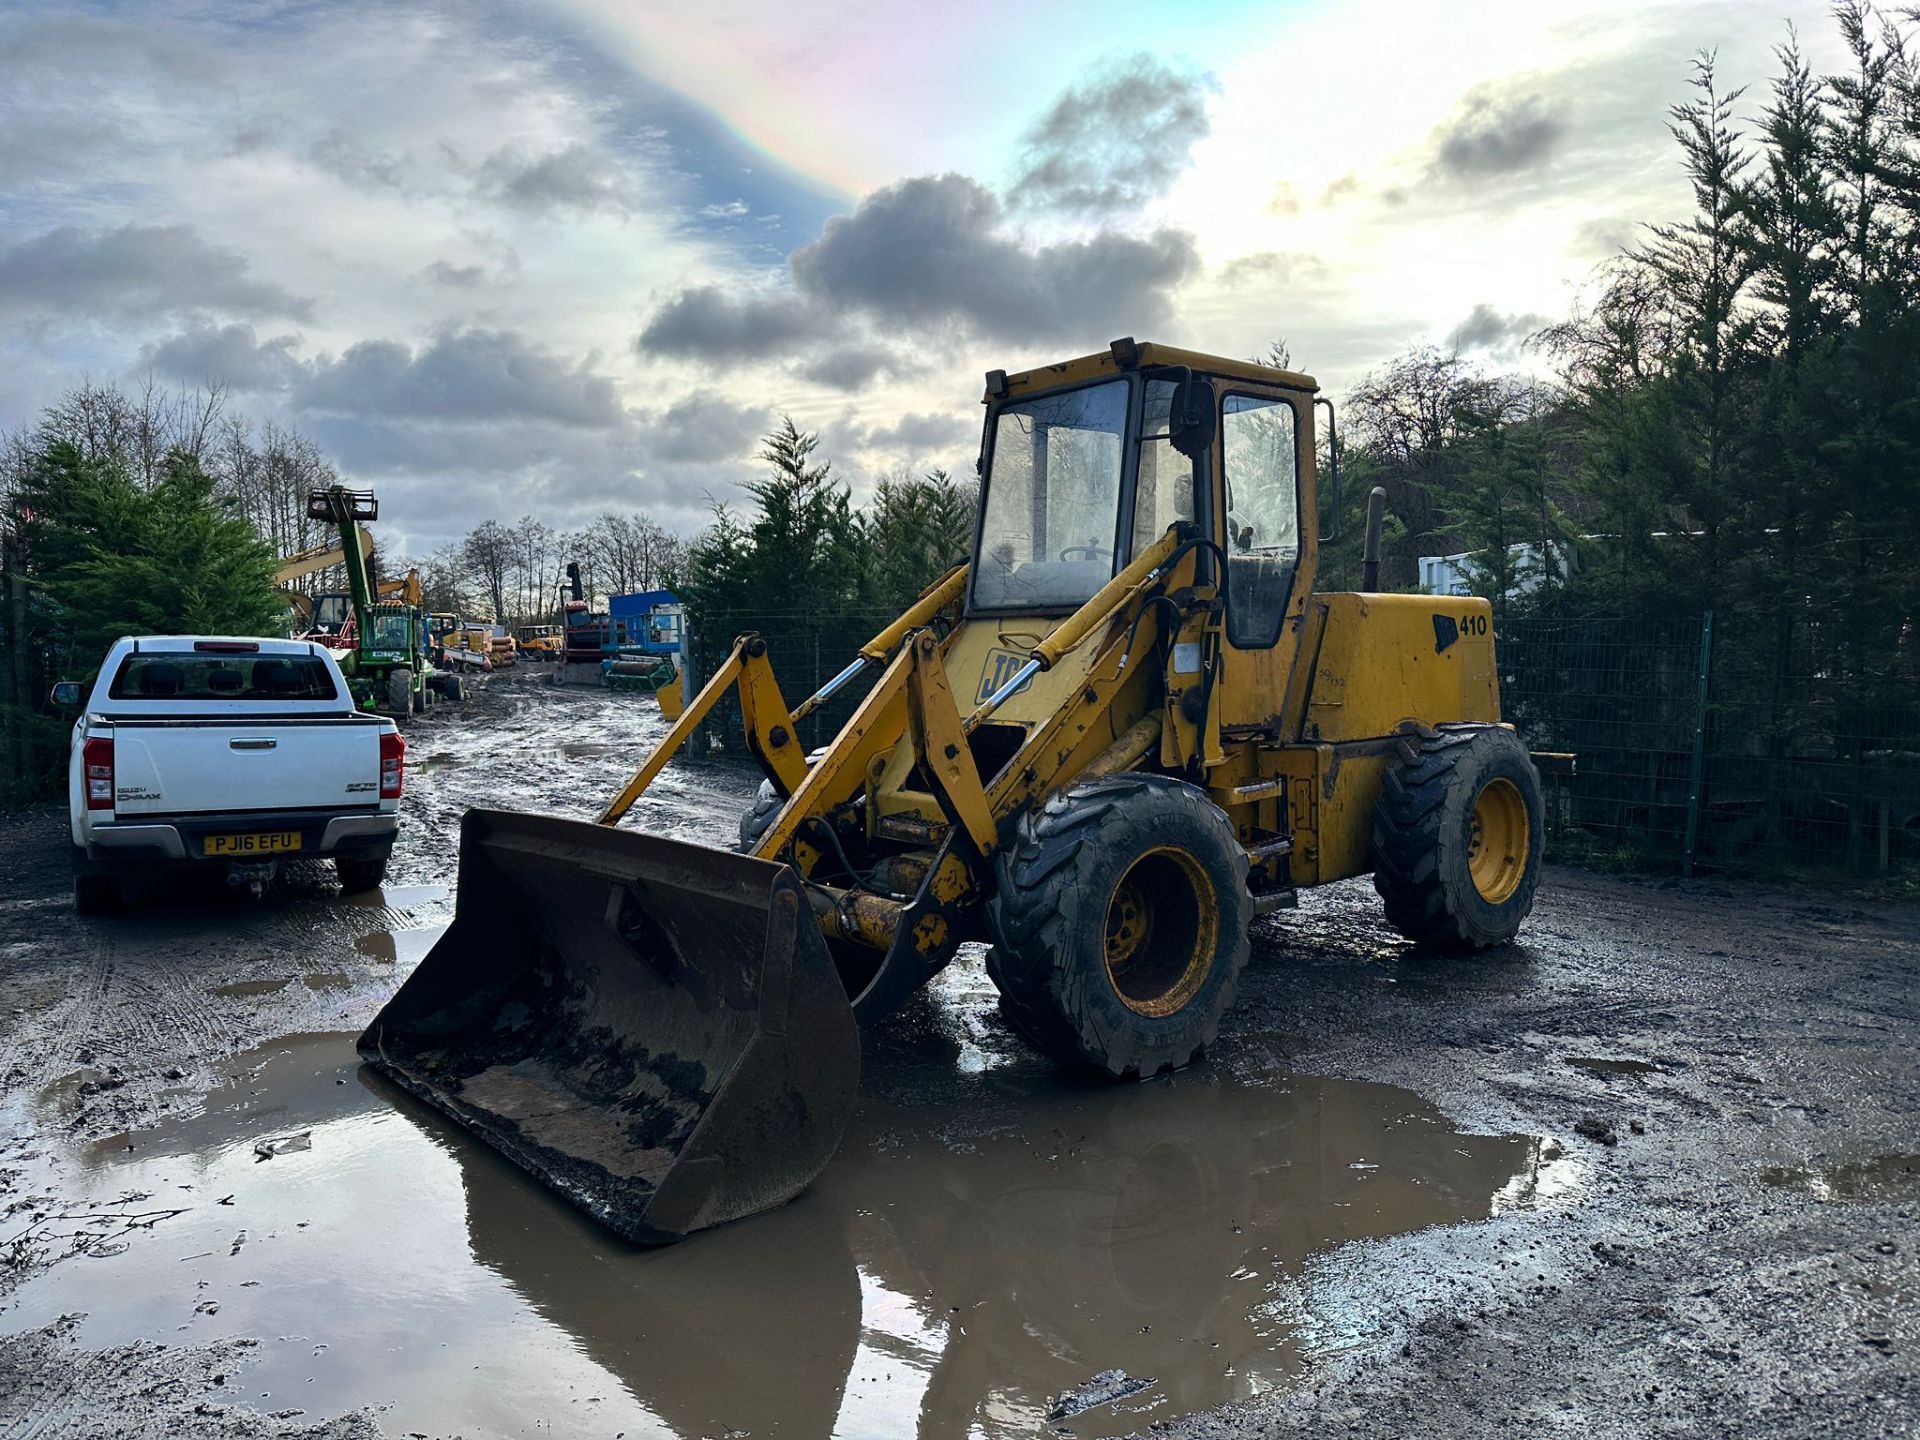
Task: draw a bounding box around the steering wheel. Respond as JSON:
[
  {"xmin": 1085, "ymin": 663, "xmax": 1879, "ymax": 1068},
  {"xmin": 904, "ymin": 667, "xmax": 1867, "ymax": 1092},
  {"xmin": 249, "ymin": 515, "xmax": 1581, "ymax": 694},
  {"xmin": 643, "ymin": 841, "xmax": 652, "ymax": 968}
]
[{"xmin": 1059, "ymin": 544, "xmax": 1113, "ymax": 562}]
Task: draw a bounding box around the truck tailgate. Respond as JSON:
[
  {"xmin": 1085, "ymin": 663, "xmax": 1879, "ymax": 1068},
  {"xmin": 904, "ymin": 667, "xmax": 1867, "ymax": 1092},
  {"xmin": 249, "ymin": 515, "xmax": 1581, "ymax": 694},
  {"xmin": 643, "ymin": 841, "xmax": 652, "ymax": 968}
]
[{"xmin": 109, "ymin": 719, "xmax": 384, "ymax": 816}]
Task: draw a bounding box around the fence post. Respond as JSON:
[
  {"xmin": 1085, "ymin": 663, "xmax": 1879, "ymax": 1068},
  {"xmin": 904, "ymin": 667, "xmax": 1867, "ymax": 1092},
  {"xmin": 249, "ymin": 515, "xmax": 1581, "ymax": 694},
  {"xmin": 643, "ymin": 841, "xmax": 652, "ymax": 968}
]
[{"xmin": 1682, "ymin": 608, "xmax": 1714, "ymax": 879}]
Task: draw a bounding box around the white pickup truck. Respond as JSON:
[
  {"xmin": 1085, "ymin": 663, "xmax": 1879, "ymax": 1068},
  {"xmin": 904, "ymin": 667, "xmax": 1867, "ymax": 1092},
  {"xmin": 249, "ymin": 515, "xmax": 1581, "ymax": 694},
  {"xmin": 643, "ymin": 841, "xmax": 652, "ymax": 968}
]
[{"xmin": 60, "ymin": 636, "xmax": 404, "ymax": 912}]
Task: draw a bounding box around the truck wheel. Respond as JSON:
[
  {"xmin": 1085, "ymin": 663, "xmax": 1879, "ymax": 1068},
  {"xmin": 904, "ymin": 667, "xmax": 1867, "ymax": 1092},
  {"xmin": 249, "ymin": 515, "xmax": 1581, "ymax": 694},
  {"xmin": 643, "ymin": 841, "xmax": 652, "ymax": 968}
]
[
  {"xmin": 335, "ymin": 855, "xmax": 388, "ymax": 894},
  {"xmin": 387, "ymin": 667, "xmax": 413, "ymax": 714},
  {"xmin": 1370, "ymin": 724, "xmax": 1544, "ymax": 951},
  {"xmin": 985, "ymin": 773, "xmax": 1250, "ymax": 1079},
  {"xmin": 73, "ymin": 872, "xmax": 120, "ymax": 915}
]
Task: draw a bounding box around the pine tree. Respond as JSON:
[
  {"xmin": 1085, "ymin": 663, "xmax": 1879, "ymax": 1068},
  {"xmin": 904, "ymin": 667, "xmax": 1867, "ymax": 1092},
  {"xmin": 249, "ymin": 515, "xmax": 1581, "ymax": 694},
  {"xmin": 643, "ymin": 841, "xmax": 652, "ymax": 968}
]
[
  {"xmin": 1633, "ymin": 52, "xmax": 1758, "ymax": 607},
  {"xmin": 10, "ymin": 441, "xmax": 278, "ymax": 669}
]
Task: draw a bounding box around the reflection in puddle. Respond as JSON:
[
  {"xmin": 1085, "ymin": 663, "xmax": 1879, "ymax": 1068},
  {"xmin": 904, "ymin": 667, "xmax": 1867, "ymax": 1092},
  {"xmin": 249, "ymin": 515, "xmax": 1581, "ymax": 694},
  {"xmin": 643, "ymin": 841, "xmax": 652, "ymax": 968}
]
[
  {"xmin": 340, "ymin": 884, "xmax": 448, "ymax": 911},
  {"xmin": 10, "ymin": 1025, "xmax": 1556, "ymax": 1438},
  {"xmin": 1760, "ymin": 1153, "xmax": 1920, "ymax": 1202},
  {"xmin": 351, "ymin": 925, "xmax": 444, "ymax": 968}
]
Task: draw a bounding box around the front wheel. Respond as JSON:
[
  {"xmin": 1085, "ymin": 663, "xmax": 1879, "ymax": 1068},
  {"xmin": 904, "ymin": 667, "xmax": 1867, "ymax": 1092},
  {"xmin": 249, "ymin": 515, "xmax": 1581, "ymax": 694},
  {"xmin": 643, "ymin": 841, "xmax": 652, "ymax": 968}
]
[
  {"xmin": 986, "ymin": 773, "xmax": 1250, "ymax": 1079},
  {"xmin": 386, "ymin": 667, "xmax": 414, "ymax": 714},
  {"xmin": 1370, "ymin": 724, "xmax": 1544, "ymax": 951}
]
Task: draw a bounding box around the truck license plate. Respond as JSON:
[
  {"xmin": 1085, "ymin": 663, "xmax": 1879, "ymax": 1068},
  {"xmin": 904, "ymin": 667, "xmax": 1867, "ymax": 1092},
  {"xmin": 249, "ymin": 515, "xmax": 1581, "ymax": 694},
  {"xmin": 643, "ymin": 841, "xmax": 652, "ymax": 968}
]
[{"xmin": 205, "ymin": 831, "xmax": 301, "ymax": 857}]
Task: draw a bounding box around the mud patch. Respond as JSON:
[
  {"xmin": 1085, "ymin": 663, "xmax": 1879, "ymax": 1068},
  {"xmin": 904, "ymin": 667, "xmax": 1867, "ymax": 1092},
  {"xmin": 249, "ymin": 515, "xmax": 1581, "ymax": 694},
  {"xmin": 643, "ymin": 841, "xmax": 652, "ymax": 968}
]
[
  {"xmin": 349, "ymin": 925, "xmax": 443, "ymax": 968},
  {"xmin": 5, "ymin": 1024, "xmax": 1553, "ymax": 1439}
]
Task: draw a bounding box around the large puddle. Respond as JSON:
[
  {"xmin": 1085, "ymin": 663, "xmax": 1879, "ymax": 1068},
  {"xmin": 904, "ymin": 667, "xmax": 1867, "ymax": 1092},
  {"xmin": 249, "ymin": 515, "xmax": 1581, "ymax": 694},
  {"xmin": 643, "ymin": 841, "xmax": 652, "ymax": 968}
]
[{"xmin": 8, "ymin": 981, "xmax": 1561, "ymax": 1438}]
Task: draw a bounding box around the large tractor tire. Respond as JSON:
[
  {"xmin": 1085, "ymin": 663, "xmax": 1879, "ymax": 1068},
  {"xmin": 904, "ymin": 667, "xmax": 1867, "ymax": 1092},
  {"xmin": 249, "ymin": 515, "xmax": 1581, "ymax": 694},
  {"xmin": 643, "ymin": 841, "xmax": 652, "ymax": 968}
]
[
  {"xmin": 386, "ymin": 666, "xmax": 414, "ymax": 715},
  {"xmin": 1370, "ymin": 723, "xmax": 1544, "ymax": 951},
  {"xmin": 985, "ymin": 774, "xmax": 1251, "ymax": 1079}
]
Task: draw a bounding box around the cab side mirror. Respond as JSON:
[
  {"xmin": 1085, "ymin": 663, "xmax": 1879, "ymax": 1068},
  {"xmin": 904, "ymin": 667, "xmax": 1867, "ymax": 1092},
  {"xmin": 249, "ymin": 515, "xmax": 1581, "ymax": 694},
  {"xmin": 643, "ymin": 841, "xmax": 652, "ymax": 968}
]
[
  {"xmin": 1168, "ymin": 374, "xmax": 1215, "ymax": 460},
  {"xmin": 49, "ymin": 681, "xmax": 83, "ymax": 708}
]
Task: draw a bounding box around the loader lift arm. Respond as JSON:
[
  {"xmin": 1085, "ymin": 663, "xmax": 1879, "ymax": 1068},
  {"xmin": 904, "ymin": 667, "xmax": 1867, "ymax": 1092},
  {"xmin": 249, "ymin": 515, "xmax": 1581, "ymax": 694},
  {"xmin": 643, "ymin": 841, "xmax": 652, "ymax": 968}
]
[{"xmin": 597, "ymin": 561, "xmax": 972, "ymax": 826}]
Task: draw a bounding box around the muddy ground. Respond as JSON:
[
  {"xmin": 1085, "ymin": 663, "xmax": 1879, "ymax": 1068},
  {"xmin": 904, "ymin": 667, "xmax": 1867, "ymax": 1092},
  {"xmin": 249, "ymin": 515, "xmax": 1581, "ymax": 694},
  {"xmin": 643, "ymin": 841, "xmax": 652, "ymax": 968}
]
[{"xmin": 1, "ymin": 668, "xmax": 1916, "ymax": 1439}]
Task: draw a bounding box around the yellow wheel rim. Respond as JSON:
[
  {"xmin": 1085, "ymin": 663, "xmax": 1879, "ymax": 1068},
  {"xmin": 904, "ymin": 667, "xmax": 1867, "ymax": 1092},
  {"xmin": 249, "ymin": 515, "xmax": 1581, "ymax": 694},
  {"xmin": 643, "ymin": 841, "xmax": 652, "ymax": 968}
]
[
  {"xmin": 1467, "ymin": 777, "xmax": 1529, "ymax": 904},
  {"xmin": 1104, "ymin": 847, "xmax": 1218, "ymax": 1018}
]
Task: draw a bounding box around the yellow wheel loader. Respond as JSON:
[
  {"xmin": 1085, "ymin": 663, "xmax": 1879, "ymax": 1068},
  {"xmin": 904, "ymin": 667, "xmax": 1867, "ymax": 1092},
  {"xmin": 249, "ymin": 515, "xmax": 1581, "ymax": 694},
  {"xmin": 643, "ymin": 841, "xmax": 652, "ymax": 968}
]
[{"xmin": 358, "ymin": 340, "xmax": 1547, "ymax": 1244}]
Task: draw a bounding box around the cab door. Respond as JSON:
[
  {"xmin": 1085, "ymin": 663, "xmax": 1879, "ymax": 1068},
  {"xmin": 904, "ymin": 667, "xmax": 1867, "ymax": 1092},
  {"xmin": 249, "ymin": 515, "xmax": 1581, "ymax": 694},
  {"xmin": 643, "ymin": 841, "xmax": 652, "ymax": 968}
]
[{"xmin": 1211, "ymin": 386, "xmax": 1318, "ymax": 731}]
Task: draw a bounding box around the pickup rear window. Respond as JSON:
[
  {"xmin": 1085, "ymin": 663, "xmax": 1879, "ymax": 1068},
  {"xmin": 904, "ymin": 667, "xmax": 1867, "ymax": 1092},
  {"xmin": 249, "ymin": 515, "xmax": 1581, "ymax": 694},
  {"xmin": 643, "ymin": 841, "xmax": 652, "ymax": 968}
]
[{"xmin": 107, "ymin": 654, "xmax": 340, "ymax": 702}]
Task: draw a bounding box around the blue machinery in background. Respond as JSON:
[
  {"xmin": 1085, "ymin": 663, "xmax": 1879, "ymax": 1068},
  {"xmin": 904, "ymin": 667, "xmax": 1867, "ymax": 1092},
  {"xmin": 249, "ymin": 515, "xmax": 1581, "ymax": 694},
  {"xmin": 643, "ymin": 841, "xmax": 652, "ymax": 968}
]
[{"xmin": 601, "ymin": 590, "xmax": 684, "ymax": 695}]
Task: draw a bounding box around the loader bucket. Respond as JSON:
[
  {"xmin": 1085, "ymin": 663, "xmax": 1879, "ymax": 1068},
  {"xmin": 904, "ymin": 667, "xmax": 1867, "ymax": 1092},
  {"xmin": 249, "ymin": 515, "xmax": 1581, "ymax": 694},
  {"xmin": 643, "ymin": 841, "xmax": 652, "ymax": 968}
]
[{"xmin": 356, "ymin": 808, "xmax": 860, "ymax": 1244}]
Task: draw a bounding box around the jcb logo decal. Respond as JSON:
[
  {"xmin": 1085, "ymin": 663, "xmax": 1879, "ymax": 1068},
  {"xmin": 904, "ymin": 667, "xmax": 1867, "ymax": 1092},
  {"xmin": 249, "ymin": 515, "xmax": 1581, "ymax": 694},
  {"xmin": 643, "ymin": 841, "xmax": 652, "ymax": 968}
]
[{"xmin": 977, "ymin": 648, "xmax": 1033, "ymax": 704}]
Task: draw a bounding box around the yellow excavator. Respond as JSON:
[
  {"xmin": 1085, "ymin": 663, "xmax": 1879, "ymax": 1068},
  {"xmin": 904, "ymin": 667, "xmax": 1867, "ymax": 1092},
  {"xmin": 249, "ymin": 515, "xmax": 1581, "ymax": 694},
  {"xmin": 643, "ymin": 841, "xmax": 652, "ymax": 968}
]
[
  {"xmin": 272, "ymin": 530, "xmax": 376, "ymax": 632},
  {"xmin": 359, "ymin": 340, "xmax": 1547, "ymax": 1244}
]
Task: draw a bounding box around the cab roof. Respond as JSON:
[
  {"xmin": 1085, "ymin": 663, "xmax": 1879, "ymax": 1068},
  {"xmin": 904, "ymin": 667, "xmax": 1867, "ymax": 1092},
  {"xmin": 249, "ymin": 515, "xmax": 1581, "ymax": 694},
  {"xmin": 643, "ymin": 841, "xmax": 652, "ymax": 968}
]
[{"xmin": 988, "ymin": 339, "xmax": 1318, "ymax": 403}]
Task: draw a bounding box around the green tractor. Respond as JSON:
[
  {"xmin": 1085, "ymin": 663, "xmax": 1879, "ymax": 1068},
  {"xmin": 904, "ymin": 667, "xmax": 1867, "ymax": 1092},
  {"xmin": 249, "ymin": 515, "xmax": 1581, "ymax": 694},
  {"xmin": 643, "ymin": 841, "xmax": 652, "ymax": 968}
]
[{"xmin": 305, "ymin": 487, "xmax": 460, "ymax": 714}]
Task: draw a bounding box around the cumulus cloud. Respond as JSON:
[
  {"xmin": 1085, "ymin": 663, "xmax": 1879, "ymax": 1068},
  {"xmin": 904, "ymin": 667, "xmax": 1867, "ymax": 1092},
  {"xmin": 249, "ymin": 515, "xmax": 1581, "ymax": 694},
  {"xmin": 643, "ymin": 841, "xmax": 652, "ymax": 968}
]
[
  {"xmin": 792, "ymin": 173, "xmax": 1198, "ymax": 339},
  {"xmin": 1446, "ymin": 303, "xmax": 1549, "ymax": 358},
  {"xmin": 636, "ymin": 285, "xmax": 817, "ymax": 361},
  {"xmin": 640, "ymin": 173, "xmax": 1199, "ymax": 365},
  {"xmin": 793, "ymin": 344, "xmax": 919, "ymax": 392},
  {"xmin": 143, "ymin": 323, "xmax": 308, "ymax": 392},
  {"xmin": 297, "ymin": 329, "xmax": 624, "ymax": 427},
  {"xmin": 476, "ymin": 142, "xmax": 635, "ymax": 215},
  {"xmin": 1429, "ymin": 87, "xmax": 1566, "ymax": 179},
  {"xmin": 644, "ymin": 390, "xmax": 772, "ymax": 463},
  {"xmin": 0, "ymin": 224, "xmax": 314, "ymax": 323},
  {"xmin": 1008, "ymin": 53, "xmax": 1217, "ymax": 216}
]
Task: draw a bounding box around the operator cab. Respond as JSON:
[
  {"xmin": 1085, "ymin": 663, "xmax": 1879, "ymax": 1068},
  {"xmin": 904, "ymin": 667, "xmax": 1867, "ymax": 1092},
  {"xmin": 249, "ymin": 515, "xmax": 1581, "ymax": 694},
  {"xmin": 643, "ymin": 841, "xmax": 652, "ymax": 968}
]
[
  {"xmin": 969, "ymin": 339, "xmax": 1317, "ymax": 653},
  {"xmin": 310, "ymin": 592, "xmax": 352, "ymax": 636}
]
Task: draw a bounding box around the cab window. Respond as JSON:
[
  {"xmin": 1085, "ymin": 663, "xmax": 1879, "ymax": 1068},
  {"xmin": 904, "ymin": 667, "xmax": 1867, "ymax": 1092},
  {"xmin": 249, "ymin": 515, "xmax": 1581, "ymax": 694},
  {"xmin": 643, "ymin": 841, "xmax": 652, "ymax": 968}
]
[
  {"xmin": 973, "ymin": 379, "xmax": 1128, "ymax": 610},
  {"xmin": 1129, "ymin": 377, "xmax": 1195, "ymax": 558},
  {"xmin": 1222, "ymin": 394, "xmax": 1300, "ymax": 647}
]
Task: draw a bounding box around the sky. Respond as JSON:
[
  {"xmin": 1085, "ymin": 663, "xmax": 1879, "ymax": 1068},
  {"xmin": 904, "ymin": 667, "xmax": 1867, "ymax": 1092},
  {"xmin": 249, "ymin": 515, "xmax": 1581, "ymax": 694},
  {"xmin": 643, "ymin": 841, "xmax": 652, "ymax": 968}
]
[{"xmin": 0, "ymin": 0, "xmax": 1856, "ymax": 557}]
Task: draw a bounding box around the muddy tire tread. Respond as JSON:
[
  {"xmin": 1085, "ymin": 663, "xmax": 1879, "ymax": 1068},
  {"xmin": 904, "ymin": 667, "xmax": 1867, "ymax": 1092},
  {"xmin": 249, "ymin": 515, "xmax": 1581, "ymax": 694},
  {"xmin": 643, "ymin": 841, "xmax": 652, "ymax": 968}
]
[
  {"xmin": 1370, "ymin": 723, "xmax": 1542, "ymax": 952},
  {"xmin": 986, "ymin": 773, "xmax": 1250, "ymax": 1079}
]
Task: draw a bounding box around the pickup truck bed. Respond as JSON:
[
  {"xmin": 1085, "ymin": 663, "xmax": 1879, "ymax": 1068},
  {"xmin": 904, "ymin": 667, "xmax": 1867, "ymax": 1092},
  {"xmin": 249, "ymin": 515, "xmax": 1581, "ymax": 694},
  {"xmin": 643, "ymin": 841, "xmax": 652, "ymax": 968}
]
[{"xmin": 65, "ymin": 637, "xmax": 404, "ymax": 911}]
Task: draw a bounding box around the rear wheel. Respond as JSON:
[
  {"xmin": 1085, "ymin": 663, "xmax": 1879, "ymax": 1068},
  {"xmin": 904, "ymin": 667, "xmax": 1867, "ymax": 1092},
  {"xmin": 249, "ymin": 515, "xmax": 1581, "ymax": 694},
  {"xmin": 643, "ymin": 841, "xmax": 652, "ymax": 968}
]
[
  {"xmin": 1370, "ymin": 724, "xmax": 1544, "ymax": 951},
  {"xmin": 386, "ymin": 666, "xmax": 414, "ymax": 714},
  {"xmin": 336, "ymin": 855, "xmax": 388, "ymax": 894},
  {"xmin": 986, "ymin": 774, "xmax": 1250, "ymax": 1079},
  {"xmin": 73, "ymin": 872, "xmax": 120, "ymax": 915}
]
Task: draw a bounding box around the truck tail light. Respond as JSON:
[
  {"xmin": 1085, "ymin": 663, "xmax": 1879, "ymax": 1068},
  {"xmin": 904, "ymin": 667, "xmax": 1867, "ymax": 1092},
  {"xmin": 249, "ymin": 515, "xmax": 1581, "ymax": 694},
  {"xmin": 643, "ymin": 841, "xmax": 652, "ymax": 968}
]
[
  {"xmin": 83, "ymin": 736, "xmax": 114, "ymax": 811},
  {"xmin": 379, "ymin": 731, "xmax": 405, "ymax": 799}
]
